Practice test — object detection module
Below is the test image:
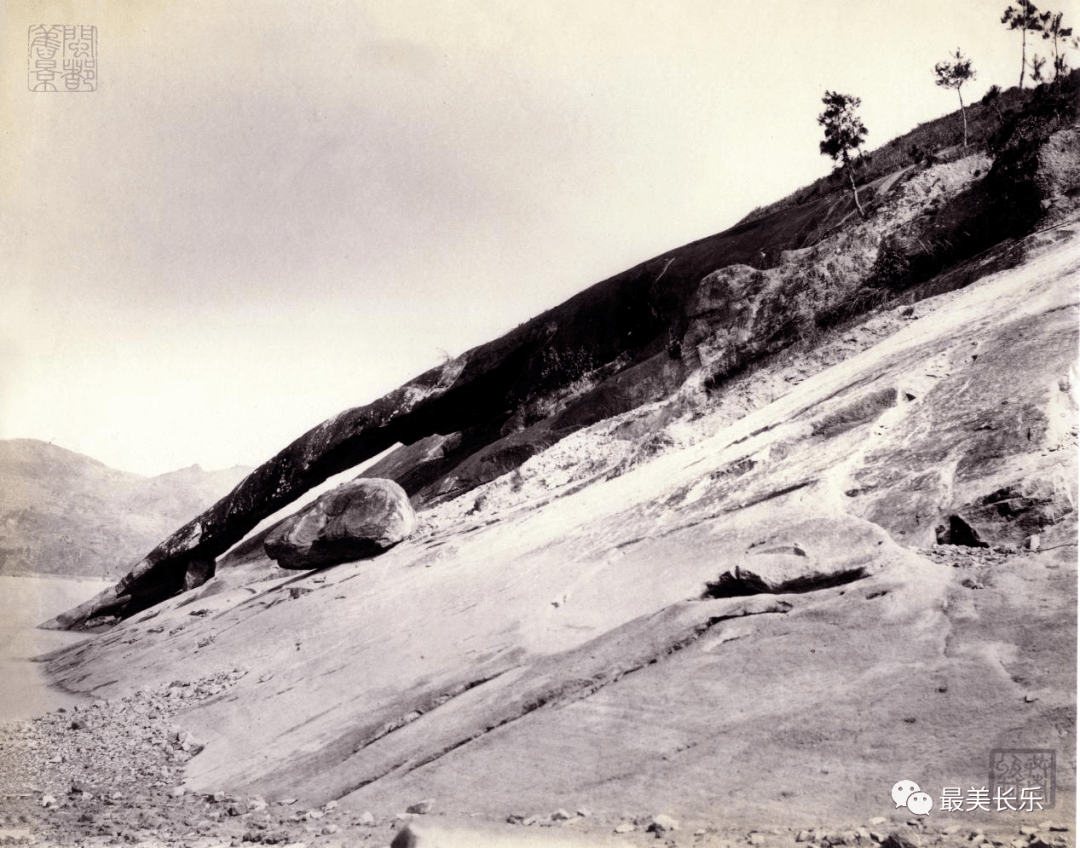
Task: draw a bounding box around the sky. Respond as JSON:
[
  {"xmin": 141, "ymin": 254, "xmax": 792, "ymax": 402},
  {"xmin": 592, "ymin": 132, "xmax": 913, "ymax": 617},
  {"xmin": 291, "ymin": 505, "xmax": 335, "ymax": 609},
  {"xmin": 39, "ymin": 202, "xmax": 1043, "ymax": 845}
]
[{"xmin": 1, "ymin": 0, "xmax": 1051, "ymax": 476}]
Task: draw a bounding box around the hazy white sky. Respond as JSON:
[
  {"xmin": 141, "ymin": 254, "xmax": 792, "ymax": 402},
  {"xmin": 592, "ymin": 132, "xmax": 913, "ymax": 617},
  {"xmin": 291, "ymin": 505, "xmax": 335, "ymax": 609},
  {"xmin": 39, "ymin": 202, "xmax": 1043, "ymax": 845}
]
[{"xmin": 1, "ymin": 0, "xmax": 1046, "ymax": 476}]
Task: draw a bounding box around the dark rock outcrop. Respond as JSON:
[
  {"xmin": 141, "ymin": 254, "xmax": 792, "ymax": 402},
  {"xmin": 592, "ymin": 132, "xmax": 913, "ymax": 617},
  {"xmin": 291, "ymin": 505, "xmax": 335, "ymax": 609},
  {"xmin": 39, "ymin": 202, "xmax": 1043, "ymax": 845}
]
[
  {"xmin": 702, "ymin": 521, "xmax": 886, "ymax": 598},
  {"xmin": 264, "ymin": 478, "xmax": 416, "ymax": 569}
]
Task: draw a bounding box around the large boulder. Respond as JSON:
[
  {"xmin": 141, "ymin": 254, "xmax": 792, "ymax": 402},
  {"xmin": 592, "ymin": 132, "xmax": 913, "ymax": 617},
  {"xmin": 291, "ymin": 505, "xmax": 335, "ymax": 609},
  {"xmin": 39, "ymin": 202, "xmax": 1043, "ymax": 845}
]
[{"xmin": 264, "ymin": 478, "xmax": 416, "ymax": 569}]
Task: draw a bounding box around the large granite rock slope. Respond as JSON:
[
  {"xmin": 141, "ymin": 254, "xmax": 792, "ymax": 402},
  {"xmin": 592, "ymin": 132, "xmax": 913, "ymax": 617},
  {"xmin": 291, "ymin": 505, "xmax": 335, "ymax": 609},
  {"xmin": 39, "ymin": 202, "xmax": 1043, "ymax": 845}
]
[
  {"xmin": 38, "ymin": 223, "xmax": 1078, "ymax": 827},
  {"xmin": 44, "ymin": 126, "xmax": 1080, "ymax": 630}
]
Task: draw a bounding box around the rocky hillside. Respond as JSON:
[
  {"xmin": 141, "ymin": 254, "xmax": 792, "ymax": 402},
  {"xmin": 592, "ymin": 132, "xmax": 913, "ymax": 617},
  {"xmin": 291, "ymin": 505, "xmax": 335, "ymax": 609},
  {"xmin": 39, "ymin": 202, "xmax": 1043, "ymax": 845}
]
[
  {"xmin": 30, "ymin": 217, "xmax": 1079, "ymax": 846},
  {"xmin": 44, "ymin": 77, "xmax": 1080, "ymax": 630},
  {"xmin": 21, "ymin": 89, "xmax": 1080, "ymax": 846},
  {"xmin": 0, "ymin": 440, "xmax": 251, "ymax": 580}
]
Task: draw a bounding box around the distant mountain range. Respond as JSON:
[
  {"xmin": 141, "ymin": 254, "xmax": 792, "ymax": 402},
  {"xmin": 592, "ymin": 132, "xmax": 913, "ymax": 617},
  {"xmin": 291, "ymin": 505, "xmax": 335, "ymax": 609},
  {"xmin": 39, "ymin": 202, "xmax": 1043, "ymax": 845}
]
[{"xmin": 0, "ymin": 439, "xmax": 251, "ymax": 579}]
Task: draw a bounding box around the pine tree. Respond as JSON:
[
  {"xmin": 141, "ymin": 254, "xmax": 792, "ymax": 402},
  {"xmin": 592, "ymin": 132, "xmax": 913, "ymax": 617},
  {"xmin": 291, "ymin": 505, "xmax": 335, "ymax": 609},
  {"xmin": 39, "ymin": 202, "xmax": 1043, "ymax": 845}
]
[
  {"xmin": 818, "ymin": 91, "xmax": 869, "ymax": 219},
  {"xmin": 1040, "ymin": 10, "xmax": 1076, "ymax": 80},
  {"xmin": 934, "ymin": 48, "xmax": 977, "ymax": 149},
  {"xmin": 1002, "ymin": 1, "xmax": 1045, "ymax": 88}
]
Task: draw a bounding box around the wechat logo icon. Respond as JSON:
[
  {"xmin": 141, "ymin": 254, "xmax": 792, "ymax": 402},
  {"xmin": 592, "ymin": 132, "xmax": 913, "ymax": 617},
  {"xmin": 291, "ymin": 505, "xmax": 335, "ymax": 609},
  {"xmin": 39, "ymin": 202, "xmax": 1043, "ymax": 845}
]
[{"xmin": 891, "ymin": 780, "xmax": 933, "ymax": 816}]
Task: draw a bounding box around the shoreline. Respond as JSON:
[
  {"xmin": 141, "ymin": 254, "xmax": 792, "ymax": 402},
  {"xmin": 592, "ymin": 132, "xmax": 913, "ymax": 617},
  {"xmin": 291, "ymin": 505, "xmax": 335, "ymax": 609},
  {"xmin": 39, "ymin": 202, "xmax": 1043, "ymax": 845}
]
[
  {"xmin": 0, "ymin": 571, "xmax": 119, "ymax": 584},
  {"xmin": 0, "ymin": 575, "xmax": 112, "ymax": 725}
]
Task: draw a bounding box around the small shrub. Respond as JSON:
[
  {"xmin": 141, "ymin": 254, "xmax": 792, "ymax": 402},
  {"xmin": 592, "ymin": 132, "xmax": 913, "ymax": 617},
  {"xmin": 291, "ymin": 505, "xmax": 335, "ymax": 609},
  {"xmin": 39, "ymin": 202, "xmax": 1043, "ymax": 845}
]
[
  {"xmin": 815, "ymin": 286, "xmax": 895, "ymax": 331},
  {"xmin": 605, "ymin": 432, "xmax": 676, "ymax": 481},
  {"xmin": 908, "ymin": 143, "xmax": 938, "ymax": 169},
  {"xmin": 867, "ymin": 247, "xmax": 913, "ymax": 291},
  {"xmin": 981, "ymin": 84, "xmax": 1003, "ymax": 109},
  {"xmin": 466, "ymin": 493, "xmax": 488, "ymax": 515},
  {"xmin": 666, "ymin": 328, "xmax": 683, "ymax": 360},
  {"xmin": 538, "ymin": 346, "xmax": 596, "ymax": 390}
]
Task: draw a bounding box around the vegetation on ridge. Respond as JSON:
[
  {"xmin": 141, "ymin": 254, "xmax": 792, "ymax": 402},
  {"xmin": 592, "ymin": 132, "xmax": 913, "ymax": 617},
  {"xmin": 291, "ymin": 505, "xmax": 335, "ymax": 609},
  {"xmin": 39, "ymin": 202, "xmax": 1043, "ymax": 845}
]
[
  {"xmin": 741, "ymin": 68, "xmax": 1078, "ymax": 227},
  {"xmin": 817, "ymin": 92, "xmax": 869, "ymax": 219},
  {"xmin": 934, "ymin": 48, "xmax": 978, "ymax": 150},
  {"xmin": 1003, "ymin": 0, "xmax": 1050, "ymax": 88},
  {"xmin": 745, "ymin": 2, "xmax": 1076, "ymax": 227}
]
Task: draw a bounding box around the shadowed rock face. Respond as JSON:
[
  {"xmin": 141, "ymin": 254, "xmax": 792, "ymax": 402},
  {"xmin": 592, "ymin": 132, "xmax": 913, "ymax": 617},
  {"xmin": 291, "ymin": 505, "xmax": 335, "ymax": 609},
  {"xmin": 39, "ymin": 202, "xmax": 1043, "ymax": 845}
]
[{"xmin": 43, "ymin": 128, "xmax": 1078, "ymax": 631}]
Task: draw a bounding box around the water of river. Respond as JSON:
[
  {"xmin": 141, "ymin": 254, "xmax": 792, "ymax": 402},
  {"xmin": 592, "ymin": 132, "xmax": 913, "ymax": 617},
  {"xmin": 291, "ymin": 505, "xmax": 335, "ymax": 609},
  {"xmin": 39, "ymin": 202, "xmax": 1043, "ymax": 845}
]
[{"xmin": 0, "ymin": 576, "xmax": 112, "ymax": 723}]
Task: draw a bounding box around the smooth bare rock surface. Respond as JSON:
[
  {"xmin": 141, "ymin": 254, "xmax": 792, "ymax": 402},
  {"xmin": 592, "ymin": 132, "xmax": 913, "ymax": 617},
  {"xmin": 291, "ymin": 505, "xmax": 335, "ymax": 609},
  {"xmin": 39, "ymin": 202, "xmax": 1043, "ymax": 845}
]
[
  {"xmin": 19, "ymin": 117, "xmax": 1079, "ymax": 845},
  {"xmin": 264, "ymin": 478, "xmax": 417, "ymax": 569},
  {"xmin": 33, "ymin": 224, "xmax": 1078, "ymax": 834}
]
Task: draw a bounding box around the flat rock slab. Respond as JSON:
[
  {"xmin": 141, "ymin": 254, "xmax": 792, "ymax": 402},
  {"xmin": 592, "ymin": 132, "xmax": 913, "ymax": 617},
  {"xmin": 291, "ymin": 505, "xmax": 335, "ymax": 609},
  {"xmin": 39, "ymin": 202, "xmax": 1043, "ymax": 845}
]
[{"xmin": 702, "ymin": 518, "xmax": 885, "ymax": 597}]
